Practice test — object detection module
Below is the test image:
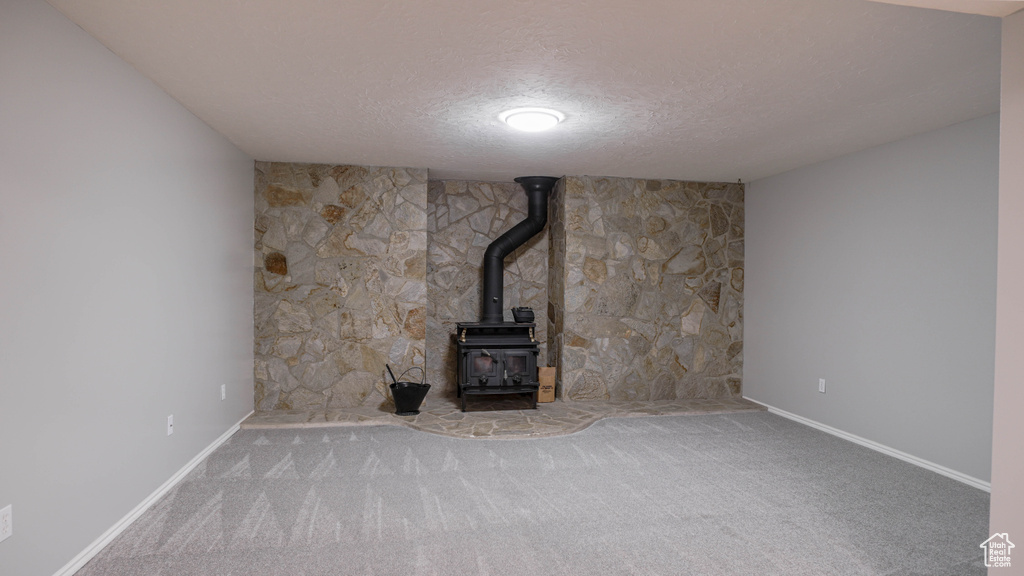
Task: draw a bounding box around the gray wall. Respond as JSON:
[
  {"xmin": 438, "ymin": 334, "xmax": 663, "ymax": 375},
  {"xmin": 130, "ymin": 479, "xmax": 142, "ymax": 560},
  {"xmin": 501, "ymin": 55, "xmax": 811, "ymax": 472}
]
[
  {"xmin": 0, "ymin": 1, "xmax": 255, "ymax": 574},
  {"xmin": 990, "ymin": 10, "xmax": 1024, "ymax": 555},
  {"xmin": 744, "ymin": 113, "xmax": 998, "ymax": 482}
]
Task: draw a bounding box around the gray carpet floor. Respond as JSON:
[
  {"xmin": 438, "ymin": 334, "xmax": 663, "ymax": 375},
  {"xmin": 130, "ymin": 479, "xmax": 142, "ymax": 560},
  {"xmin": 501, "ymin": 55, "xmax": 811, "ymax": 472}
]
[{"xmin": 77, "ymin": 412, "xmax": 990, "ymax": 575}]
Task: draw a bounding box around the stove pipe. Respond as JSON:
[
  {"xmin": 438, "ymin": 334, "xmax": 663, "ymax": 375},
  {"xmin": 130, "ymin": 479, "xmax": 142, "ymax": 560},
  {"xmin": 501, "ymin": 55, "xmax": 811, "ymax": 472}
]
[{"xmin": 481, "ymin": 176, "xmax": 558, "ymax": 323}]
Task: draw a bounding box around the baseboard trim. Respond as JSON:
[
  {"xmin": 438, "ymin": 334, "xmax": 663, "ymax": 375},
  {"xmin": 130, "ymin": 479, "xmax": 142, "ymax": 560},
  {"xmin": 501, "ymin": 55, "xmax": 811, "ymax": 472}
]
[
  {"xmin": 53, "ymin": 411, "xmax": 254, "ymax": 576},
  {"xmin": 743, "ymin": 397, "xmax": 991, "ymax": 493}
]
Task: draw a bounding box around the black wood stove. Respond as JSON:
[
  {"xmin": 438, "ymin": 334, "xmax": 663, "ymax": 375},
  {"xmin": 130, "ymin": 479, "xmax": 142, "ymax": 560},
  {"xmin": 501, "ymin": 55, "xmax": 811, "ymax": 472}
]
[
  {"xmin": 455, "ymin": 321, "xmax": 539, "ymax": 411},
  {"xmin": 454, "ymin": 176, "xmax": 557, "ymax": 411}
]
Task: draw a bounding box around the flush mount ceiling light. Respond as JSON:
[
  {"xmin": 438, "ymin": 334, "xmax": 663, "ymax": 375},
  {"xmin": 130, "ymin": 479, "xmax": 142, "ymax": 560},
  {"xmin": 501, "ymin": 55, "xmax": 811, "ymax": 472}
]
[{"xmin": 499, "ymin": 107, "xmax": 565, "ymax": 132}]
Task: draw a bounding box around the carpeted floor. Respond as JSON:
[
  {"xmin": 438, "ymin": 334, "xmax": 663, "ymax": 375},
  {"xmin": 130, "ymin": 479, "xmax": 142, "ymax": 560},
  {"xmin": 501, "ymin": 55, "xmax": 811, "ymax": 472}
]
[{"xmin": 77, "ymin": 412, "xmax": 990, "ymax": 575}]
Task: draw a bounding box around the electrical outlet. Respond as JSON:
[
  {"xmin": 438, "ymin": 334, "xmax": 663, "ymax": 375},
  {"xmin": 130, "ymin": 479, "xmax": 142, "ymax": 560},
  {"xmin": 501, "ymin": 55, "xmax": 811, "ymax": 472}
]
[
  {"xmin": 221, "ymin": 384, "xmax": 226, "ymax": 401},
  {"xmin": 167, "ymin": 414, "xmax": 174, "ymax": 436},
  {"xmin": 819, "ymin": 378, "xmax": 826, "ymax": 394},
  {"xmin": 1, "ymin": 504, "xmax": 12, "ymax": 543}
]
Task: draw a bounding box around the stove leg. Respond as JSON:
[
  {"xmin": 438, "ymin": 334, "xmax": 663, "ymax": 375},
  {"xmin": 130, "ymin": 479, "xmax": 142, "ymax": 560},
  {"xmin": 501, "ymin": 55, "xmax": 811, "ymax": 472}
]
[
  {"xmin": 532, "ymin": 391, "xmax": 538, "ymax": 409},
  {"xmin": 461, "ymin": 394, "xmax": 466, "ymax": 412}
]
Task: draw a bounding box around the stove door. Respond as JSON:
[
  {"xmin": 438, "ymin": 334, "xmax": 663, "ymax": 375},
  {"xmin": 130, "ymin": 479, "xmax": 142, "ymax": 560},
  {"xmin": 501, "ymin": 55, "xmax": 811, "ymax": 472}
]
[
  {"xmin": 502, "ymin": 351, "xmax": 534, "ymax": 386},
  {"xmin": 467, "ymin": 350, "xmax": 500, "ymax": 386}
]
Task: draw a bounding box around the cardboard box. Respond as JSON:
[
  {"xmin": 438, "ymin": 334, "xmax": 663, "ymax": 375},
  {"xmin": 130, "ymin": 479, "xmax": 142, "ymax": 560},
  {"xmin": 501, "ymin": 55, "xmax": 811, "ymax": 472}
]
[{"xmin": 538, "ymin": 367, "xmax": 556, "ymax": 403}]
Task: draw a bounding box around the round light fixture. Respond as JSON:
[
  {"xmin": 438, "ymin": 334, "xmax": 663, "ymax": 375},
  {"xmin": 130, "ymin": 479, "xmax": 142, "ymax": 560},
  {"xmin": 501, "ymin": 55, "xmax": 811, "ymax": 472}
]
[{"xmin": 499, "ymin": 107, "xmax": 565, "ymax": 132}]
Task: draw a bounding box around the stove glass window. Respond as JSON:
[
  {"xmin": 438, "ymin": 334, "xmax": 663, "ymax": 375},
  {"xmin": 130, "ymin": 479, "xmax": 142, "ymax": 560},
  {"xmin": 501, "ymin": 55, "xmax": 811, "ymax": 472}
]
[
  {"xmin": 473, "ymin": 355, "xmax": 494, "ymax": 374},
  {"xmin": 505, "ymin": 354, "xmax": 527, "ymax": 374}
]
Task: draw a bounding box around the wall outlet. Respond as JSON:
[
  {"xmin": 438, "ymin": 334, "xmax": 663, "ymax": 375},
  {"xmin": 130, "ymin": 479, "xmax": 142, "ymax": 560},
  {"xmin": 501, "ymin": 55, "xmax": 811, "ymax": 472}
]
[
  {"xmin": 0, "ymin": 504, "xmax": 12, "ymax": 543},
  {"xmin": 819, "ymin": 378, "xmax": 826, "ymax": 393},
  {"xmin": 167, "ymin": 414, "xmax": 174, "ymax": 436},
  {"xmin": 221, "ymin": 384, "xmax": 226, "ymax": 401}
]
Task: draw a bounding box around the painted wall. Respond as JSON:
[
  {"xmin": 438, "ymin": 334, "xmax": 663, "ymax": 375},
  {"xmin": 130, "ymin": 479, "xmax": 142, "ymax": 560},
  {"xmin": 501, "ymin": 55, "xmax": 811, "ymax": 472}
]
[
  {"xmin": 548, "ymin": 176, "xmax": 745, "ymax": 401},
  {"xmin": 0, "ymin": 0, "xmax": 255, "ymax": 574},
  {"xmin": 989, "ymin": 9, "xmax": 1024, "ymax": 562},
  {"xmin": 253, "ymin": 163, "xmax": 427, "ymax": 411},
  {"xmin": 427, "ymin": 180, "xmax": 548, "ymax": 397},
  {"xmin": 745, "ymin": 113, "xmax": 998, "ymax": 482}
]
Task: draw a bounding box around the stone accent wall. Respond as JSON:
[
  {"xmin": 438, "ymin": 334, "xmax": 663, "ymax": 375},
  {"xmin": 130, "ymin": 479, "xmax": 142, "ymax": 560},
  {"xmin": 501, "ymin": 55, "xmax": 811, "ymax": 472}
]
[
  {"xmin": 426, "ymin": 180, "xmax": 548, "ymax": 396},
  {"xmin": 548, "ymin": 176, "xmax": 744, "ymax": 401},
  {"xmin": 254, "ymin": 162, "xmax": 427, "ymax": 410},
  {"xmin": 546, "ymin": 178, "xmax": 568, "ymax": 395}
]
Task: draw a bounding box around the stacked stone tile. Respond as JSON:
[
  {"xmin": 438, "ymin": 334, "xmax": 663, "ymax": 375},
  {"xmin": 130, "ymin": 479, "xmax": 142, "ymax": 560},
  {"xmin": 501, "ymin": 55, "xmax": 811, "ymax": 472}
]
[
  {"xmin": 253, "ymin": 164, "xmax": 743, "ymax": 411},
  {"xmin": 426, "ymin": 180, "xmax": 548, "ymax": 397},
  {"xmin": 254, "ymin": 162, "xmax": 427, "ymax": 410},
  {"xmin": 548, "ymin": 176, "xmax": 744, "ymax": 401}
]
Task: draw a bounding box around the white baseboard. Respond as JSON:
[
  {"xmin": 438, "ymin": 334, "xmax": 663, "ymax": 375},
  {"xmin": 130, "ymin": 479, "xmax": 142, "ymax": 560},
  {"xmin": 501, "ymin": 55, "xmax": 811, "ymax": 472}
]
[
  {"xmin": 53, "ymin": 411, "xmax": 254, "ymax": 576},
  {"xmin": 743, "ymin": 398, "xmax": 991, "ymax": 493}
]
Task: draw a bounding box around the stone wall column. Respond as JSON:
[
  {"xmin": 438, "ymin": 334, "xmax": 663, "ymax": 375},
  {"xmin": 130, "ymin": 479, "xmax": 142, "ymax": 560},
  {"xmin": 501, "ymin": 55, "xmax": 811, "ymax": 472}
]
[
  {"xmin": 254, "ymin": 163, "xmax": 427, "ymax": 411},
  {"xmin": 426, "ymin": 180, "xmax": 549, "ymax": 397},
  {"xmin": 549, "ymin": 176, "xmax": 744, "ymax": 401}
]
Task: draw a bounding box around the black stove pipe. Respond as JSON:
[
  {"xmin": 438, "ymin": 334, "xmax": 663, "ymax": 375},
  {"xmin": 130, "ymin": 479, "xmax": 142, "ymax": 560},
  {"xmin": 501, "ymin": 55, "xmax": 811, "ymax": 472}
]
[{"xmin": 481, "ymin": 176, "xmax": 558, "ymax": 323}]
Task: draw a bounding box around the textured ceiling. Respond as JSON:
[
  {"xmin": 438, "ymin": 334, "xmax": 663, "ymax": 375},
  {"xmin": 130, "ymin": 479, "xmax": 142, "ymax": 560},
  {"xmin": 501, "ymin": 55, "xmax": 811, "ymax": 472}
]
[{"xmin": 46, "ymin": 0, "xmax": 1001, "ymax": 183}]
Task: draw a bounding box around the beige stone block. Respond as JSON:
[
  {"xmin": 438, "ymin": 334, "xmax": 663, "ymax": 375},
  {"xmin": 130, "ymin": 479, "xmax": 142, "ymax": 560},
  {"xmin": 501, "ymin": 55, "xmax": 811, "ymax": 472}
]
[
  {"xmin": 302, "ymin": 218, "xmax": 330, "ymax": 247},
  {"xmin": 393, "ymin": 202, "xmax": 427, "ymax": 234},
  {"xmin": 446, "ymin": 194, "xmax": 480, "ymax": 223},
  {"xmin": 710, "ymin": 204, "xmax": 730, "ymax": 237},
  {"xmin": 273, "ymin": 301, "xmax": 312, "ymax": 333},
  {"xmin": 466, "ymin": 206, "xmax": 495, "ymax": 234},
  {"xmin": 267, "ymin": 357, "xmax": 300, "ymax": 392},
  {"xmin": 338, "ymin": 311, "xmax": 373, "ymax": 340},
  {"xmin": 643, "ymin": 373, "xmax": 673, "ymax": 401},
  {"xmin": 282, "ymin": 211, "xmax": 308, "ymax": 240},
  {"xmin": 263, "ymin": 252, "xmax": 287, "ymax": 276},
  {"xmin": 262, "ymin": 220, "xmax": 288, "ymax": 252},
  {"xmin": 731, "ymin": 267, "xmax": 744, "ymax": 292},
  {"xmin": 347, "ymin": 201, "xmax": 379, "ymax": 232},
  {"xmin": 406, "ymin": 230, "xmax": 428, "ymax": 252},
  {"xmin": 403, "ymin": 307, "xmax": 426, "ymax": 340},
  {"xmin": 645, "ymin": 216, "xmax": 668, "ymax": 235},
  {"xmin": 636, "ymin": 236, "xmax": 668, "ymax": 259},
  {"xmin": 358, "ymin": 344, "xmax": 389, "ymax": 379},
  {"xmin": 272, "ymin": 336, "xmax": 303, "ymax": 358},
  {"xmin": 698, "ymin": 280, "xmax": 722, "ymax": 314},
  {"xmin": 264, "ymin": 183, "xmax": 310, "ymax": 207},
  {"xmin": 583, "ymin": 257, "xmax": 607, "ymax": 284},
  {"xmin": 316, "ymin": 227, "xmax": 350, "ymax": 258},
  {"xmin": 388, "ymin": 277, "xmax": 427, "ymax": 305},
  {"xmin": 344, "ymin": 233, "xmax": 387, "ymax": 257},
  {"xmin": 302, "ymin": 286, "xmax": 338, "ymax": 317},
  {"xmin": 565, "ymin": 177, "xmax": 586, "ymax": 198},
  {"xmin": 664, "ymin": 245, "xmax": 706, "ymax": 276},
  {"xmin": 567, "ymin": 370, "xmax": 609, "ymax": 401},
  {"xmin": 404, "ymin": 255, "xmax": 426, "ymax": 280},
  {"xmin": 361, "ymin": 214, "xmax": 393, "ymax": 239},
  {"xmin": 254, "ymin": 359, "xmax": 269, "ymax": 380},
  {"xmin": 284, "ymin": 387, "xmax": 328, "ymax": 410},
  {"xmin": 328, "ymin": 371, "xmax": 376, "ymax": 408},
  {"xmin": 314, "ymin": 175, "xmax": 340, "ymax": 204},
  {"xmin": 728, "ymin": 240, "xmax": 744, "ymax": 267},
  {"xmin": 337, "ymin": 182, "xmax": 368, "ymax": 209},
  {"xmin": 680, "ymin": 299, "xmax": 706, "ymax": 335}
]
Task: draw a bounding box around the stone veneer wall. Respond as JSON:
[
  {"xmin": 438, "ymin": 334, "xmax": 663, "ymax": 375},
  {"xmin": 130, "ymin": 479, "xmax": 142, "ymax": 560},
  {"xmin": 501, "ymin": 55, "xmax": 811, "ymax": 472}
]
[
  {"xmin": 254, "ymin": 162, "xmax": 427, "ymax": 410},
  {"xmin": 548, "ymin": 176, "xmax": 744, "ymax": 400},
  {"xmin": 426, "ymin": 180, "xmax": 548, "ymax": 396}
]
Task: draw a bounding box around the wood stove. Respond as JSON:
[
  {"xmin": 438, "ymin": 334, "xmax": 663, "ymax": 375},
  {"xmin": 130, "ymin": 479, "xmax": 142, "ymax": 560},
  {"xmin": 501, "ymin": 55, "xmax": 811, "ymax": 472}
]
[
  {"xmin": 454, "ymin": 176, "xmax": 557, "ymax": 411},
  {"xmin": 455, "ymin": 321, "xmax": 539, "ymax": 411}
]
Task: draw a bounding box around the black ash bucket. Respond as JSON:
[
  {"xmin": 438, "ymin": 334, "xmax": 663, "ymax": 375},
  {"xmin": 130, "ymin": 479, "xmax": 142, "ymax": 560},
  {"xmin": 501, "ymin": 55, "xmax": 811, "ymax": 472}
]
[{"xmin": 387, "ymin": 365, "xmax": 430, "ymax": 416}]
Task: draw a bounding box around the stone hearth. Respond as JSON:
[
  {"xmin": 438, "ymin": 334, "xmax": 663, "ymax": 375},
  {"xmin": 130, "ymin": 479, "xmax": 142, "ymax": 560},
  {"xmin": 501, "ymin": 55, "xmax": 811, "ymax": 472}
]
[{"xmin": 240, "ymin": 397, "xmax": 765, "ymax": 439}]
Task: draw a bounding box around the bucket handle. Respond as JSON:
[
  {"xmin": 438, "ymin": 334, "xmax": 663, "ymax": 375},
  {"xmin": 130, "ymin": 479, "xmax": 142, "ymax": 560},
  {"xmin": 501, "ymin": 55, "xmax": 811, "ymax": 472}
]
[{"xmin": 395, "ymin": 366, "xmax": 425, "ymax": 385}]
